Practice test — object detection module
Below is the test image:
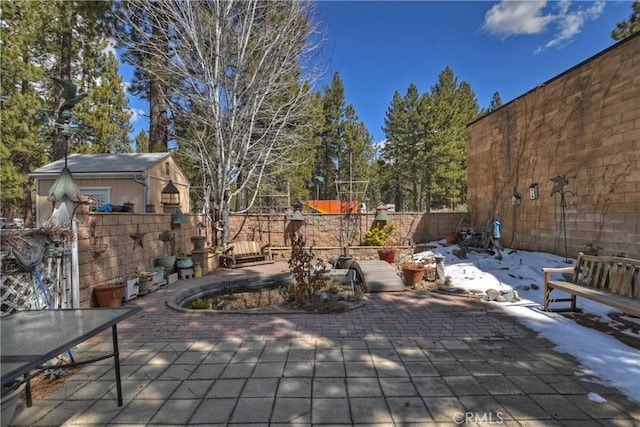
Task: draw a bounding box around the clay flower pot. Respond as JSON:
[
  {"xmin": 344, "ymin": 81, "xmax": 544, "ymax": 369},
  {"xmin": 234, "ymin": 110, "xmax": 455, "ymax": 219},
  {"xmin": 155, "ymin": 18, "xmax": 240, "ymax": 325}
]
[
  {"xmin": 93, "ymin": 282, "xmax": 125, "ymax": 307},
  {"xmin": 378, "ymin": 248, "xmax": 396, "ymax": 263},
  {"xmin": 444, "ymin": 233, "xmax": 457, "ymax": 245},
  {"xmin": 401, "ymin": 264, "xmax": 426, "ymax": 286}
]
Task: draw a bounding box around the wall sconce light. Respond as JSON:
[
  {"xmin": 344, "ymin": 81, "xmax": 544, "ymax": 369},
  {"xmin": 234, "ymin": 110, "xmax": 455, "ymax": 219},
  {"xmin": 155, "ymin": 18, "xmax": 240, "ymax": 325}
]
[
  {"xmin": 374, "ymin": 202, "xmax": 389, "ymax": 222},
  {"xmin": 161, "ymin": 180, "xmax": 180, "ymax": 206}
]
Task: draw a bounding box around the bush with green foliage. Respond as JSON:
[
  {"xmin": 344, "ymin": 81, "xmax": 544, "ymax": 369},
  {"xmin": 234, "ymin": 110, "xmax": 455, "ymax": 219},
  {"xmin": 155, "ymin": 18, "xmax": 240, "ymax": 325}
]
[
  {"xmin": 582, "ymin": 243, "xmax": 603, "ymax": 256},
  {"xmin": 363, "ymin": 224, "xmax": 396, "ymax": 246}
]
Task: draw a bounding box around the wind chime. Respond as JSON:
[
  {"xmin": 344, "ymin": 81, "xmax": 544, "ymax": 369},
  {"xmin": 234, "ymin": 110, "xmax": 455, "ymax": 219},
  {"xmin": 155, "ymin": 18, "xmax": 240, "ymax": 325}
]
[{"xmin": 550, "ymin": 174, "xmax": 575, "ymax": 263}]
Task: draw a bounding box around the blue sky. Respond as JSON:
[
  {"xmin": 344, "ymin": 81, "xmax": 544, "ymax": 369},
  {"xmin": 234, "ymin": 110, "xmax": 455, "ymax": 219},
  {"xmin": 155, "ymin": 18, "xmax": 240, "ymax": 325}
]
[{"xmin": 124, "ymin": 0, "xmax": 634, "ymax": 145}]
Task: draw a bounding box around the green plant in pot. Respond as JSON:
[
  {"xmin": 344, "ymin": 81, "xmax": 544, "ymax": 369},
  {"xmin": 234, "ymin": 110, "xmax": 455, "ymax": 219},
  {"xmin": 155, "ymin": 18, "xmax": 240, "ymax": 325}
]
[{"xmin": 364, "ymin": 224, "xmax": 396, "ymax": 263}]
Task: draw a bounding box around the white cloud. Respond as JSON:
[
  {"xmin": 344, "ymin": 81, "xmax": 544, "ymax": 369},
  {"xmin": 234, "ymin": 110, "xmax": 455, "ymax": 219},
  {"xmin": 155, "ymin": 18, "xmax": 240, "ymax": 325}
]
[
  {"xmin": 539, "ymin": 1, "xmax": 605, "ymax": 52},
  {"xmin": 483, "ymin": 0, "xmax": 606, "ymax": 53},
  {"xmin": 127, "ymin": 107, "xmax": 146, "ymax": 123},
  {"xmin": 483, "ymin": 0, "xmax": 553, "ymax": 37}
]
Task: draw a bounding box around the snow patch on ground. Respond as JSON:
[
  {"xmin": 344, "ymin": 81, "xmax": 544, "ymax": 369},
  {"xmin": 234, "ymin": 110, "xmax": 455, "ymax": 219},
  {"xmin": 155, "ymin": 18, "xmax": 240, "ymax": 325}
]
[{"xmin": 415, "ymin": 240, "xmax": 640, "ymax": 404}]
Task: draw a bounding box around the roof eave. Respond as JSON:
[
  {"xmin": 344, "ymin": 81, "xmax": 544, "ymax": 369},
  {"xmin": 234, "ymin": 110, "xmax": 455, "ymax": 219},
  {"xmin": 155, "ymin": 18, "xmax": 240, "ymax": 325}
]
[{"xmin": 29, "ymin": 171, "xmax": 141, "ymax": 180}]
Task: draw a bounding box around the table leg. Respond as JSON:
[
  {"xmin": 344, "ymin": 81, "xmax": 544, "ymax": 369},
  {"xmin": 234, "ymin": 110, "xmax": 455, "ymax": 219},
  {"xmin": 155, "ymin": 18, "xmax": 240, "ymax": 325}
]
[
  {"xmin": 111, "ymin": 324, "xmax": 123, "ymax": 406},
  {"xmin": 25, "ymin": 373, "xmax": 32, "ymax": 407}
]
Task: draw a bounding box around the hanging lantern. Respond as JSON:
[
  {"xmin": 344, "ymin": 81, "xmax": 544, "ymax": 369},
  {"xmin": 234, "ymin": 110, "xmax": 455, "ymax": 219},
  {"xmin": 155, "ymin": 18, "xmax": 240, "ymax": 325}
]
[
  {"xmin": 374, "ymin": 203, "xmax": 389, "ymax": 222},
  {"xmin": 291, "ymin": 199, "xmax": 304, "ymax": 222},
  {"xmin": 161, "ymin": 180, "xmax": 180, "ymax": 206},
  {"xmin": 172, "ymin": 207, "xmax": 188, "ymax": 227}
]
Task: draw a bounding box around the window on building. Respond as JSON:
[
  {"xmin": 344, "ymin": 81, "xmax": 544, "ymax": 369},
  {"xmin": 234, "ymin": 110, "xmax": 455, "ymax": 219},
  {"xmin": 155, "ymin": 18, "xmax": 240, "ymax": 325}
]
[{"xmin": 80, "ymin": 187, "xmax": 111, "ymax": 211}]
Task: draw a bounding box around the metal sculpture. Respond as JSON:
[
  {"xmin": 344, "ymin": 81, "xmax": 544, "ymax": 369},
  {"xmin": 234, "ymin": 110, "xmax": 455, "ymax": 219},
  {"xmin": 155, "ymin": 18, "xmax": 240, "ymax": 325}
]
[
  {"xmin": 46, "ymin": 78, "xmax": 87, "ymax": 226},
  {"xmin": 550, "ymin": 174, "xmax": 575, "ymax": 262}
]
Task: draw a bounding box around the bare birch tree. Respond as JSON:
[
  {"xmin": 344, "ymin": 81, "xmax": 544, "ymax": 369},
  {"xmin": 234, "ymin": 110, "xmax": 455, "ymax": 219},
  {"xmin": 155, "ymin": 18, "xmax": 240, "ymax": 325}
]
[{"xmin": 118, "ymin": 0, "xmax": 323, "ymax": 243}]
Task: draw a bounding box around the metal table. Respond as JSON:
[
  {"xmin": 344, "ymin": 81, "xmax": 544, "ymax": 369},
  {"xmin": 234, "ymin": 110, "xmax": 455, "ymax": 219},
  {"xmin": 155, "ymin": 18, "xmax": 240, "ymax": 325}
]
[{"xmin": 1, "ymin": 306, "xmax": 142, "ymax": 407}]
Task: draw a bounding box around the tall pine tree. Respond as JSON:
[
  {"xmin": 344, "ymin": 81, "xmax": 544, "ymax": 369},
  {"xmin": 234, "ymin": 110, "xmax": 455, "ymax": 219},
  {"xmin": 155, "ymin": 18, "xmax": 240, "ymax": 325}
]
[
  {"xmin": 611, "ymin": 1, "xmax": 640, "ymax": 40},
  {"xmin": 382, "ymin": 68, "xmax": 479, "ymax": 211},
  {"xmin": 0, "ymin": 0, "xmax": 132, "ymax": 222},
  {"xmin": 0, "ymin": 1, "xmax": 53, "ymax": 223},
  {"xmin": 72, "ymin": 52, "xmax": 132, "ymax": 153}
]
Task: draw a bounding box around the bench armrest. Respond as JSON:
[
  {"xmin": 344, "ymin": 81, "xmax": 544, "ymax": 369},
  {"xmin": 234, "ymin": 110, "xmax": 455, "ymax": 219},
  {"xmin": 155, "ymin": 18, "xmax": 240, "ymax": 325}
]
[
  {"xmin": 542, "ymin": 266, "xmax": 574, "ymax": 274},
  {"xmin": 542, "ymin": 266, "xmax": 575, "ymax": 284}
]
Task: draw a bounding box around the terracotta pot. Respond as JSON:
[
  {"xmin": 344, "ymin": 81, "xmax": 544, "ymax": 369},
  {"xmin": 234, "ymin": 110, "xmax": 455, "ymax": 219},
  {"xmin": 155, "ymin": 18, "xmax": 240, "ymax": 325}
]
[
  {"xmin": 378, "ymin": 249, "xmax": 396, "ymax": 263},
  {"xmin": 93, "ymin": 283, "xmax": 125, "ymax": 307},
  {"xmin": 444, "ymin": 233, "xmax": 457, "ymax": 245},
  {"xmin": 401, "ymin": 264, "xmax": 426, "ymax": 286}
]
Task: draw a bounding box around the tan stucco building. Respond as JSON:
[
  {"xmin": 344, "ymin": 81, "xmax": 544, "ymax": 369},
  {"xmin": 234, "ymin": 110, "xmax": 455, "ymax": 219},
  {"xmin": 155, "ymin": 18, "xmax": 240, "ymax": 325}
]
[{"xmin": 30, "ymin": 152, "xmax": 190, "ymax": 226}]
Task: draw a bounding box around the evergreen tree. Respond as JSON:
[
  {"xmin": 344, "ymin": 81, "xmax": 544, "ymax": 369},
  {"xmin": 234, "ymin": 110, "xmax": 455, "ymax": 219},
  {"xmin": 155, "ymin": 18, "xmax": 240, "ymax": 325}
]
[
  {"xmin": 488, "ymin": 91, "xmax": 503, "ymax": 112},
  {"xmin": 612, "ymin": 1, "xmax": 640, "ymax": 40},
  {"xmin": 48, "ymin": 0, "xmax": 115, "ymax": 159},
  {"xmin": 382, "ymin": 68, "xmax": 479, "ymax": 211},
  {"xmin": 278, "ymin": 87, "xmax": 323, "ymax": 204},
  {"xmin": 115, "ymin": 1, "xmax": 170, "ymax": 152},
  {"xmin": 134, "ymin": 130, "xmax": 149, "ymax": 153},
  {"xmin": 479, "ymin": 91, "xmax": 503, "ymax": 116},
  {"xmin": 339, "ymin": 105, "xmax": 374, "ymax": 206},
  {"xmin": 428, "ymin": 67, "xmax": 479, "ymax": 209},
  {"xmin": 382, "ymin": 88, "xmax": 416, "ymax": 211},
  {"xmin": 1, "ymin": 1, "xmax": 132, "ymax": 221},
  {"xmin": 71, "ymin": 52, "xmax": 132, "ymax": 153},
  {"xmin": 314, "ymin": 72, "xmax": 346, "ymax": 199},
  {"xmin": 312, "ymin": 72, "xmax": 374, "ymax": 204},
  {"xmin": 0, "ymin": 1, "xmax": 54, "ymax": 224}
]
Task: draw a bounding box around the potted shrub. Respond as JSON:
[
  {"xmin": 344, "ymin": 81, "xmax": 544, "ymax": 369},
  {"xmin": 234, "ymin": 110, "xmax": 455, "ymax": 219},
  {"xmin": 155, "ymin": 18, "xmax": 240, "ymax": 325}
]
[{"xmin": 364, "ymin": 224, "xmax": 396, "ymax": 263}]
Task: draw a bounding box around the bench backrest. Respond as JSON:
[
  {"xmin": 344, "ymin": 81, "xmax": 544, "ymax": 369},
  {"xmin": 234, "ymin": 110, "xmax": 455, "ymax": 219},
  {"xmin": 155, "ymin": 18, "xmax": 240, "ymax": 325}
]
[
  {"xmin": 573, "ymin": 253, "xmax": 640, "ymax": 299},
  {"xmin": 227, "ymin": 241, "xmax": 262, "ymax": 255}
]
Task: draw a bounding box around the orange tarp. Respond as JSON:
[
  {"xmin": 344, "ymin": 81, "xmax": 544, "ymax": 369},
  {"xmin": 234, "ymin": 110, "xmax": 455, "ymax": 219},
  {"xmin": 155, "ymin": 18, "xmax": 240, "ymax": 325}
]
[{"xmin": 305, "ymin": 200, "xmax": 361, "ymax": 214}]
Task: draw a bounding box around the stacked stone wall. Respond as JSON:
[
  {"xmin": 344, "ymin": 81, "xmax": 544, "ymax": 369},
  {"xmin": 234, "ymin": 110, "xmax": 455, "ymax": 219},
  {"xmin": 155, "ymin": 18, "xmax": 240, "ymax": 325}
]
[{"xmin": 75, "ymin": 211, "xmax": 465, "ymax": 306}]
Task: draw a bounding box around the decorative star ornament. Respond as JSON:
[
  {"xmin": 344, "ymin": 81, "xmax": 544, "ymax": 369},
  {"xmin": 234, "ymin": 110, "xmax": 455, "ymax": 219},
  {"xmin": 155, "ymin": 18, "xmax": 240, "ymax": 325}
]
[{"xmin": 129, "ymin": 225, "xmax": 145, "ymax": 250}]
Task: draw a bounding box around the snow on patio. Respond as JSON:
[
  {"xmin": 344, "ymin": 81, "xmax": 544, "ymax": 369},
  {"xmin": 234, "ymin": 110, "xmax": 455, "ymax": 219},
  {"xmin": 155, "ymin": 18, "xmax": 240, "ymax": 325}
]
[{"xmin": 415, "ymin": 241, "xmax": 640, "ymax": 404}]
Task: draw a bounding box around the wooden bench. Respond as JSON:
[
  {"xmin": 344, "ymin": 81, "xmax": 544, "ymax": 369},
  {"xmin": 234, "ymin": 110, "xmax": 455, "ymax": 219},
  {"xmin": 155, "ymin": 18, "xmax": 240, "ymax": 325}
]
[
  {"xmin": 219, "ymin": 241, "xmax": 273, "ymax": 268},
  {"xmin": 543, "ymin": 252, "xmax": 640, "ymax": 316}
]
